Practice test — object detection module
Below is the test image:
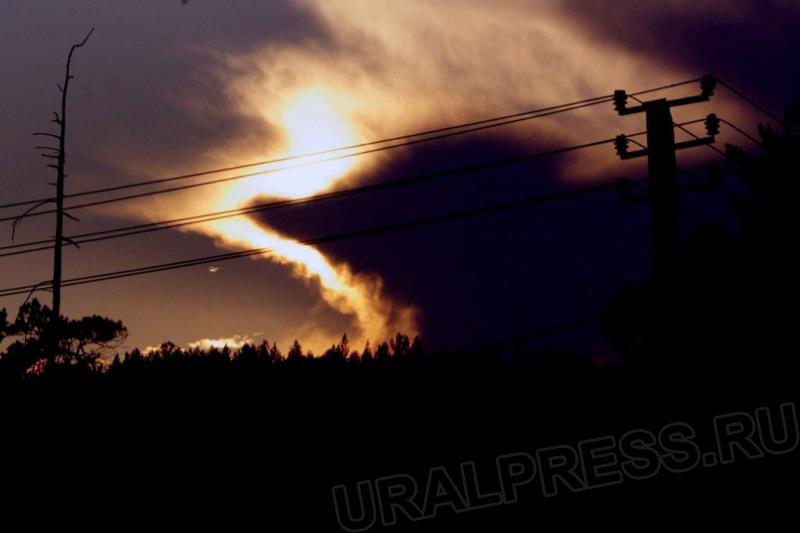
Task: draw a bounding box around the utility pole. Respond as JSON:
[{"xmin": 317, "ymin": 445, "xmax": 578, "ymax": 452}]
[{"xmin": 613, "ymin": 75, "xmax": 719, "ymax": 283}]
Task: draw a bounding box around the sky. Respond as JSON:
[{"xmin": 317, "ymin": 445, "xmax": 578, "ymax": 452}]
[{"xmin": 1, "ymin": 0, "xmax": 798, "ymax": 356}]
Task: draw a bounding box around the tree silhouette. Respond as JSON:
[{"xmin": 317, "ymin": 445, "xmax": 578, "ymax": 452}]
[
  {"xmin": 599, "ymin": 102, "xmax": 800, "ymax": 370},
  {"xmin": 0, "ymin": 308, "xmax": 9, "ymax": 346},
  {"xmin": 287, "ymin": 339, "xmax": 304, "ymax": 363},
  {"xmin": 0, "ymin": 298, "xmax": 126, "ymax": 378}
]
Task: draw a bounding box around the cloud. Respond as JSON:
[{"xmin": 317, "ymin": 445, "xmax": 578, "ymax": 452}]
[
  {"xmin": 545, "ymin": 0, "xmax": 800, "ymax": 105},
  {"xmin": 75, "ymin": 1, "xmax": 800, "ymax": 349},
  {"xmin": 3, "ymin": 0, "xmax": 797, "ymax": 352},
  {"xmin": 144, "ymin": 332, "xmax": 261, "ymax": 353},
  {"xmin": 186, "ymin": 334, "xmax": 256, "ymax": 351}
]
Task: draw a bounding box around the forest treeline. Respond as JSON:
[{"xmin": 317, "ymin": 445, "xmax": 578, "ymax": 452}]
[{"xmin": 0, "ymin": 303, "xmax": 596, "ymax": 385}]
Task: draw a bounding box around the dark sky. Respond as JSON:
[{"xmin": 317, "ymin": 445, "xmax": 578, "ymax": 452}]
[{"xmin": 1, "ymin": 1, "xmax": 798, "ymax": 356}]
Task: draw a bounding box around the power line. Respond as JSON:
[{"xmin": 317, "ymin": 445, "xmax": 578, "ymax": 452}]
[
  {"xmin": 62, "ymin": 99, "xmax": 613, "ymax": 200},
  {"xmin": 673, "ymin": 120, "xmax": 726, "ymax": 157},
  {"xmin": 0, "ymin": 100, "xmax": 611, "ymax": 223},
  {"xmin": 0, "ymin": 114, "xmax": 699, "ymax": 236},
  {"xmin": 674, "ymin": 114, "xmax": 764, "ymax": 150},
  {"xmin": 719, "ymin": 117, "xmax": 763, "ymax": 147},
  {"xmin": 0, "ymin": 77, "xmax": 702, "ymax": 213},
  {"xmin": 0, "ymin": 97, "xmax": 608, "ymax": 213},
  {"xmin": 0, "ymin": 179, "xmax": 636, "ymax": 298},
  {"xmin": 1, "ymin": 119, "xmax": 705, "ymax": 257},
  {"xmin": 630, "ymin": 77, "xmax": 702, "ymax": 97},
  {"xmin": 717, "ymin": 79, "xmax": 787, "ymax": 127},
  {"xmin": 0, "ymin": 132, "xmax": 650, "ymax": 257}
]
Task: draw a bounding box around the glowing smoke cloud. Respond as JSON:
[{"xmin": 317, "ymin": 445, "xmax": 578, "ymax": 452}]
[
  {"xmin": 186, "ymin": 89, "xmax": 417, "ymax": 353},
  {"xmin": 103, "ymin": 0, "xmax": 722, "ymax": 352}
]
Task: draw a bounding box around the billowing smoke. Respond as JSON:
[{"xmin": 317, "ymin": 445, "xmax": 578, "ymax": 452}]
[
  {"xmin": 11, "ymin": 0, "xmax": 783, "ymax": 351},
  {"xmin": 106, "ymin": 0, "xmax": 748, "ymax": 352}
]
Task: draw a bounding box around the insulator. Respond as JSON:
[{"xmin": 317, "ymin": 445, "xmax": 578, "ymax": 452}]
[
  {"xmin": 613, "ymin": 90, "xmax": 628, "ymax": 114},
  {"xmin": 614, "ymin": 134, "xmax": 629, "ymax": 157},
  {"xmin": 705, "ymin": 113, "xmax": 720, "ymax": 136},
  {"xmin": 700, "ymin": 74, "xmax": 717, "ymax": 98}
]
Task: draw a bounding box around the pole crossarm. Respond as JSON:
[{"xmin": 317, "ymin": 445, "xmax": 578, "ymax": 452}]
[
  {"xmin": 614, "ymin": 75, "xmax": 716, "ymax": 116},
  {"xmin": 614, "ymin": 114, "xmax": 719, "ymax": 161}
]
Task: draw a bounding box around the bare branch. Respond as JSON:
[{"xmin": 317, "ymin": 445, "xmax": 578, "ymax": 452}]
[
  {"xmin": 11, "ymin": 199, "xmax": 55, "ymax": 240},
  {"xmin": 40, "ymin": 154, "xmax": 59, "ymax": 160},
  {"xmin": 69, "ymin": 27, "xmax": 94, "ymax": 57},
  {"xmin": 82, "ymin": 27, "xmax": 96, "ymax": 44},
  {"xmin": 63, "ymin": 212, "xmax": 80, "ymax": 222},
  {"xmin": 62, "ymin": 236, "xmax": 81, "ymax": 249},
  {"xmin": 33, "ymin": 132, "xmax": 61, "ymax": 140},
  {"xmin": 20, "ymin": 280, "xmax": 54, "ymax": 309},
  {"xmin": 34, "ymin": 145, "xmax": 60, "ymax": 152}
]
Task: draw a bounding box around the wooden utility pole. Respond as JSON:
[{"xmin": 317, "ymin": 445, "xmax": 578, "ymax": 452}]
[
  {"xmin": 613, "ymin": 75, "xmax": 719, "ymax": 282},
  {"xmin": 642, "ymin": 99, "xmax": 680, "ymax": 279}
]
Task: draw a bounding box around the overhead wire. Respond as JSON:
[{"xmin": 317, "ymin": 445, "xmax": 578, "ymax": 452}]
[
  {"xmin": 0, "ymin": 77, "xmax": 703, "ymax": 213},
  {"xmin": 0, "ymin": 178, "xmax": 638, "ymax": 298},
  {"xmin": 0, "ymin": 132, "xmax": 654, "ymax": 257}
]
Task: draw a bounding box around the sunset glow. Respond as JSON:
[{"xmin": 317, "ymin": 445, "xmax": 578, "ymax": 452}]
[
  {"xmin": 3, "ymin": 0, "xmax": 777, "ymax": 355},
  {"xmin": 192, "ymin": 88, "xmax": 416, "ymax": 353}
]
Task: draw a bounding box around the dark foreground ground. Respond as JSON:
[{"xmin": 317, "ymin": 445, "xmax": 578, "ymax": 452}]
[{"xmin": 2, "ymin": 356, "xmax": 797, "ymax": 532}]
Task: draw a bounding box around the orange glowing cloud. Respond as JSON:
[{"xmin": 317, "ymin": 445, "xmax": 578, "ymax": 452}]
[{"xmin": 103, "ymin": 0, "xmax": 745, "ymax": 353}]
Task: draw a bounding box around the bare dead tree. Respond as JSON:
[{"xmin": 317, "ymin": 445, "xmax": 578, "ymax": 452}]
[{"xmin": 21, "ymin": 28, "xmax": 95, "ymax": 327}]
